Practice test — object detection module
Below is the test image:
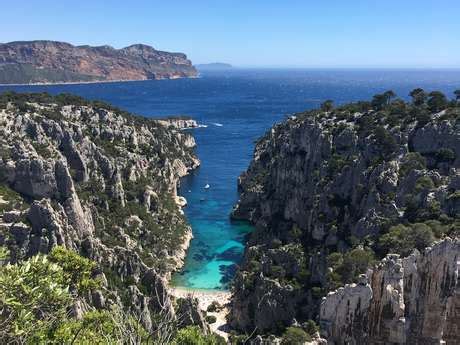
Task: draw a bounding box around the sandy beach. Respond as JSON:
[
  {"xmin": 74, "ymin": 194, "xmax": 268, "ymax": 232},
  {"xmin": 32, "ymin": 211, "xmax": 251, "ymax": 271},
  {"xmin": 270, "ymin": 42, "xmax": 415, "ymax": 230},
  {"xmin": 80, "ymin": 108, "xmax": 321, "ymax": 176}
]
[{"xmin": 169, "ymin": 287, "xmax": 232, "ymax": 339}]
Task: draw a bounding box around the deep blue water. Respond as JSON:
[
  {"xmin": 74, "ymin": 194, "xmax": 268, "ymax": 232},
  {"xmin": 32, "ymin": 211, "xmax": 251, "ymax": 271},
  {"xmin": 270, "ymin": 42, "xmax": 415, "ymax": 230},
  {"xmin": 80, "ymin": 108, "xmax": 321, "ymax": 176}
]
[{"xmin": 2, "ymin": 69, "xmax": 460, "ymax": 290}]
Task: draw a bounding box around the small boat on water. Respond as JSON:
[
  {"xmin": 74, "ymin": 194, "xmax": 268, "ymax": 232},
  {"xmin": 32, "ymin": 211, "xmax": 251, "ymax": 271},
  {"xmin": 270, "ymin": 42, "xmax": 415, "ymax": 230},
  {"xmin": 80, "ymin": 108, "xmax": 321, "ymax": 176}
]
[{"xmin": 204, "ymin": 183, "xmax": 210, "ymax": 189}]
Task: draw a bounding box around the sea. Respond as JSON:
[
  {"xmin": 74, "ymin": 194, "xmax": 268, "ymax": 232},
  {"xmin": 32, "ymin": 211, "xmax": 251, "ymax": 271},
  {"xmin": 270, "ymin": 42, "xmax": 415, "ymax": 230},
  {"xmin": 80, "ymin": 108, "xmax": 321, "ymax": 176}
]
[{"xmin": 2, "ymin": 68, "xmax": 460, "ymax": 290}]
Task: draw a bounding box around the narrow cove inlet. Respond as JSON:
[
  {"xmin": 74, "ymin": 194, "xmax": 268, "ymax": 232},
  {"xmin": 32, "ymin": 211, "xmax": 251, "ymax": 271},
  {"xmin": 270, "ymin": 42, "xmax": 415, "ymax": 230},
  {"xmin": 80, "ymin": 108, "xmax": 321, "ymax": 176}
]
[
  {"xmin": 3, "ymin": 68, "xmax": 460, "ymax": 292},
  {"xmin": 171, "ymin": 171, "xmax": 253, "ymax": 290},
  {"xmin": 1, "ymin": 3, "xmax": 459, "ymax": 342}
]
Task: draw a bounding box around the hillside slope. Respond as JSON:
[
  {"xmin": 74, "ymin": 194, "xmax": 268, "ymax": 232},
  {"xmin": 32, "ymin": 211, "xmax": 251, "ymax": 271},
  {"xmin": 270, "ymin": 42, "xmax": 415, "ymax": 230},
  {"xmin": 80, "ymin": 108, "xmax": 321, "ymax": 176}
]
[
  {"xmin": 0, "ymin": 40, "xmax": 197, "ymax": 84},
  {"xmin": 0, "ymin": 92, "xmax": 200, "ymax": 333},
  {"xmin": 229, "ymin": 90, "xmax": 460, "ymax": 343}
]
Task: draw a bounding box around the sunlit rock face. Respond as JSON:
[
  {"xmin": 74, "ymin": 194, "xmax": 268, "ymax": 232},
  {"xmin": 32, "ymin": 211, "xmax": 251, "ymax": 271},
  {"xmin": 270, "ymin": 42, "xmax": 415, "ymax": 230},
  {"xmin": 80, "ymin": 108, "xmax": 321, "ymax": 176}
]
[
  {"xmin": 0, "ymin": 94, "xmax": 200, "ymax": 330},
  {"xmin": 0, "ymin": 40, "xmax": 198, "ymax": 84},
  {"xmin": 229, "ymin": 99, "xmax": 459, "ymax": 340},
  {"xmin": 320, "ymin": 238, "xmax": 460, "ymax": 345}
]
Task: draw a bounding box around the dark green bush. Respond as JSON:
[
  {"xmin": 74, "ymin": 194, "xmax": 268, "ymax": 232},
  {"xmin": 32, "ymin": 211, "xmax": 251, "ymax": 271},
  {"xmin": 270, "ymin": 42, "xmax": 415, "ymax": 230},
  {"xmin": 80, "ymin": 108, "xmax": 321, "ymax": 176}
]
[
  {"xmin": 379, "ymin": 223, "xmax": 435, "ymax": 256},
  {"xmin": 414, "ymin": 176, "xmax": 435, "ymax": 192},
  {"xmin": 303, "ymin": 319, "xmax": 319, "ymax": 336},
  {"xmin": 427, "ymin": 91, "xmax": 448, "ymax": 113},
  {"xmin": 399, "ymin": 152, "xmax": 426, "ymax": 176},
  {"xmin": 327, "ymin": 247, "xmax": 375, "ymax": 287},
  {"xmin": 207, "ymin": 301, "xmax": 222, "ymax": 313},
  {"xmin": 373, "ymin": 126, "xmax": 398, "ymax": 157},
  {"xmin": 436, "ymin": 148, "xmax": 456, "ymax": 163},
  {"xmin": 205, "ymin": 315, "xmax": 217, "ymax": 324},
  {"xmin": 281, "ymin": 327, "xmax": 311, "ymax": 345},
  {"xmin": 173, "ymin": 326, "xmax": 226, "ymax": 345}
]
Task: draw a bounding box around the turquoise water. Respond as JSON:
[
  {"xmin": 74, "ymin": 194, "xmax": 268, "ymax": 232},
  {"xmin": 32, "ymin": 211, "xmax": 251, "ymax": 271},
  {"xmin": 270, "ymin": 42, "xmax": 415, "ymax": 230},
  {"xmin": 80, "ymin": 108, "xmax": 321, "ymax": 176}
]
[{"xmin": 2, "ymin": 69, "xmax": 460, "ymax": 290}]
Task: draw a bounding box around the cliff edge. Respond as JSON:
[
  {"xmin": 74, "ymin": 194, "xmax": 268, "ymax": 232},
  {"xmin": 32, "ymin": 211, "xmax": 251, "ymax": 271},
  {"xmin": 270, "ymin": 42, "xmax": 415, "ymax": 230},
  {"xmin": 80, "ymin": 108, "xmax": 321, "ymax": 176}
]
[
  {"xmin": 229, "ymin": 90, "xmax": 460, "ymax": 343},
  {"xmin": 0, "ymin": 40, "xmax": 197, "ymax": 84},
  {"xmin": 0, "ymin": 92, "xmax": 200, "ymax": 331}
]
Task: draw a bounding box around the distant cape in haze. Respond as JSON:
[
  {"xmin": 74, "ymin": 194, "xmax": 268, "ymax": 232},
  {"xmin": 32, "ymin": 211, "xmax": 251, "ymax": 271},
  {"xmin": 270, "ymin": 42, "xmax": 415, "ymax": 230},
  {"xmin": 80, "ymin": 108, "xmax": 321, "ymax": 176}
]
[{"xmin": 0, "ymin": 40, "xmax": 198, "ymax": 84}]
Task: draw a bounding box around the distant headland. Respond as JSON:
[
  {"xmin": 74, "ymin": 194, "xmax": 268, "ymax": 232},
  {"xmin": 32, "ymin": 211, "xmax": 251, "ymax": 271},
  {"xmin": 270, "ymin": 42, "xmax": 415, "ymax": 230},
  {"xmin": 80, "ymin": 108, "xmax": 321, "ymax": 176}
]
[{"xmin": 0, "ymin": 40, "xmax": 198, "ymax": 84}]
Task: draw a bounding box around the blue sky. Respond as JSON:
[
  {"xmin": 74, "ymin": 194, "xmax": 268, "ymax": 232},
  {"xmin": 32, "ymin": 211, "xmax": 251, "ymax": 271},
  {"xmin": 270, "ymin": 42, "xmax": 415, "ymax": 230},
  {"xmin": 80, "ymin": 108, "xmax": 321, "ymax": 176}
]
[{"xmin": 1, "ymin": 0, "xmax": 459, "ymax": 67}]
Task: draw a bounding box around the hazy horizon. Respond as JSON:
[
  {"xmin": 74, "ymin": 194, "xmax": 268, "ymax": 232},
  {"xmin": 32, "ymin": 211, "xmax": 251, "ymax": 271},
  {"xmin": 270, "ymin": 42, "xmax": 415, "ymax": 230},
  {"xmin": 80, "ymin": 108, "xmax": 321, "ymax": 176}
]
[{"xmin": 1, "ymin": 1, "xmax": 459, "ymax": 68}]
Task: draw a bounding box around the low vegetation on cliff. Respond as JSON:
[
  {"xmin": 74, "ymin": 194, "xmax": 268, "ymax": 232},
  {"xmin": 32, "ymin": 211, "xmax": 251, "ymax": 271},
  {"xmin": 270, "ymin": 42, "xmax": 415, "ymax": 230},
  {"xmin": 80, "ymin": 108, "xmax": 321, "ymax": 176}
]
[
  {"xmin": 0, "ymin": 92, "xmax": 230, "ymax": 343},
  {"xmin": 229, "ymin": 88, "xmax": 460, "ymax": 342},
  {"xmin": 0, "ymin": 246, "xmax": 226, "ymax": 344}
]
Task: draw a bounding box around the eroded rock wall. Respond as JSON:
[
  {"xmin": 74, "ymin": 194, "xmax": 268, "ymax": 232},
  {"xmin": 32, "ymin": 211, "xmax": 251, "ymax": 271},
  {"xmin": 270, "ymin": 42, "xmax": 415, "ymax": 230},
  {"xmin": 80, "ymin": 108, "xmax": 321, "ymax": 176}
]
[
  {"xmin": 320, "ymin": 238, "xmax": 460, "ymax": 345},
  {"xmin": 229, "ymin": 100, "xmax": 459, "ymax": 337},
  {"xmin": 0, "ymin": 94, "xmax": 200, "ymax": 330}
]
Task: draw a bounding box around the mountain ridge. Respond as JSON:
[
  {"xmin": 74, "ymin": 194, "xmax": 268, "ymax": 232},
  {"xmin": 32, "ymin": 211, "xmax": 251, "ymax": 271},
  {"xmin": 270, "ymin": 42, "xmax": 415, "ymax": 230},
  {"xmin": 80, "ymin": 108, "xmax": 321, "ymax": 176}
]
[{"xmin": 0, "ymin": 40, "xmax": 198, "ymax": 84}]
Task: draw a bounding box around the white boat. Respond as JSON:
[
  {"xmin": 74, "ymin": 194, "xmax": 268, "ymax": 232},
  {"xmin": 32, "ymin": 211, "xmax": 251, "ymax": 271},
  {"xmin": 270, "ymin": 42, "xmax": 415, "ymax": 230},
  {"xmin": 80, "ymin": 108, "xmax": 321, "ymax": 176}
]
[{"xmin": 204, "ymin": 183, "xmax": 210, "ymax": 189}]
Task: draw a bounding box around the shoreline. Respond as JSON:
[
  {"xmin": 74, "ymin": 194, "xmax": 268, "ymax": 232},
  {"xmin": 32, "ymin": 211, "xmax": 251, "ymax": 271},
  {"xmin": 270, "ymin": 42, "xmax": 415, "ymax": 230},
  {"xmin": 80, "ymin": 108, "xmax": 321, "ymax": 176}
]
[
  {"xmin": 0, "ymin": 75, "xmax": 200, "ymax": 87},
  {"xmin": 169, "ymin": 285, "xmax": 230, "ymax": 294},
  {"xmin": 169, "ymin": 286, "xmax": 232, "ymax": 339}
]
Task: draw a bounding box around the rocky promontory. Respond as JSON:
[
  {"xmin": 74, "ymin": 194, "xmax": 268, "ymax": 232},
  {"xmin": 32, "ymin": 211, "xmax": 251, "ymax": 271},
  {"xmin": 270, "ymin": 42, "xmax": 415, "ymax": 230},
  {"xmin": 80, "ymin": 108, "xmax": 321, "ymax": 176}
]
[
  {"xmin": 157, "ymin": 117, "xmax": 199, "ymax": 129},
  {"xmin": 0, "ymin": 40, "xmax": 198, "ymax": 84},
  {"xmin": 229, "ymin": 90, "xmax": 460, "ymax": 343},
  {"xmin": 0, "ymin": 92, "xmax": 201, "ymax": 332}
]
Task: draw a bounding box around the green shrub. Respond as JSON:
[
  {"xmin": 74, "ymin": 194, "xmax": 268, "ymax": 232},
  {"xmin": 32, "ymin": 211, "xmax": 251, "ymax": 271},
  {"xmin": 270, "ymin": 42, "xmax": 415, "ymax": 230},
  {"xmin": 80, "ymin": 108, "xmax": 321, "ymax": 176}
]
[
  {"xmin": 290, "ymin": 225, "xmax": 303, "ymax": 240},
  {"xmin": 447, "ymin": 191, "xmax": 460, "ymax": 201},
  {"xmin": 436, "ymin": 148, "xmax": 456, "ymax": 163},
  {"xmin": 423, "ymin": 220, "xmax": 449, "ymax": 238},
  {"xmin": 399, "ymin": 152, "xmax": 426, "ymax": 176},
  {"xmin": 0, "ymin": 183, "xmax": 26, "ymax": 213},
  {"xmin": 228, "ymin": 333, "xmax": 249, "ymax": 345},
  {"xmin": 303, "ymin": 319, "xmax": 319, "ymax": 336},
  {"xmin": 379, "ymin": 223, "xmax": 435, "ymax": 256},
  {"xmin": 415, "ymin": 111, "xmax": 431, "ymax": 127},
  {"xmin": 206, "ymin": 315, "xmax": 217, "ymax": 324},
  {"xmin": 327, "ymin": 154, "xmax": 347, "ymax": 176},
  {"xmin": 0, "ymin": 247, "xmax": 105, "ymax": 343},
  {"xmin": 311, "ymin": 286, "xmax": 324, "ymax": 298},
  {"xmin": 53, "ymin": 310, "xmax": 119, "ymax": 344},
  {"xmin": 373, "ymin": 126, "xmax": 398, "ymax": 157},
  {"xmin": 410, "ymin": 88, "xmax": 427, "ymax": 106},
  {"xmin": 414, "ymin": 176, "xmax": 434, "ymax": 192},
  {"xmin": 333, "ymin": 248, "xmax": 375, "ymax": 285},
  {"xmin": 48, "ymin": 246, "xmax": 100, "ymax": 292},
  {"xmin": 173, "ymin": 326, "xmax": 225, "ymax": 345},
  {"xmin": 271, "ymin": 265, "xmax": 286, "ymax": 279},
  {"xmin": 427, "ymin": 91, "xmax": 448, "ymax": 113},
  {"xmin": 247, "ymin": 259, "xmax": 262, "ymax": 272},
  {"xmin": 281, "ymin": 327, "xmax": 312, "ymax": 345},
  {"xmin": 207, "ymin": 301, "xmax": 222, "ymax": 313}
]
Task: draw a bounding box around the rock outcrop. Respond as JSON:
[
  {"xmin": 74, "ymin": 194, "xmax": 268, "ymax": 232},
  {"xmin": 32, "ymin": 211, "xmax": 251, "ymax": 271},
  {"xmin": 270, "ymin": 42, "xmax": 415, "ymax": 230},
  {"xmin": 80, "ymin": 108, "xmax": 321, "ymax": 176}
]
[
  {"xmin": 0, "ymin": 40, "xmax": 197, "ymax": 84},
  {"xmin": 0, "ymin": 92, "xmax": 200, "ymax": 331},
  {"xmin": 157, "ymin": 117, "xmax": 199, "ymax": 130},
  {"xmin": 228, "ymin": 94, "xmax": 459, "ymax": 341},
  {"xmin": 320, "ymin": 238, "xmax": 460, "ymax": 345}
]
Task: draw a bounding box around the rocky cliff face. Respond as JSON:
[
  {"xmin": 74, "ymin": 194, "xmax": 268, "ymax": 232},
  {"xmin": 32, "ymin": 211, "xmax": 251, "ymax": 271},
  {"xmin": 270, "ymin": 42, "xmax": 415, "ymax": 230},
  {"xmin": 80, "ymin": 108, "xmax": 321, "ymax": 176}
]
[
  {"xmin": 0, "ymin": 92, "xmax": 200, "ymax": 331},
  {"xmin": 0, "ymin": 40, "xmax": 197, "ymax": 84},
  {"xmin": 320, "ymin": 238, "xmax": 460, "ymax": 345},
  {"xmin": 229, "ymin": 93, "xmax": 459, "ymax": 340}
]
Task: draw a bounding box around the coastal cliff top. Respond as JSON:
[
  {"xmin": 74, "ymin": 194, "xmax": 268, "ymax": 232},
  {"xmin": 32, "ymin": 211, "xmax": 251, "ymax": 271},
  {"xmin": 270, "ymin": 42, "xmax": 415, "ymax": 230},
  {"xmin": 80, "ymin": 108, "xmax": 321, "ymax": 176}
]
[
  {"xmin": 0, "ymin": 40, "xmax": 197, "ymax": 84},
  {"xmin": 229, "ymin": 89, "xmax": 459, "ymax": 338}
]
